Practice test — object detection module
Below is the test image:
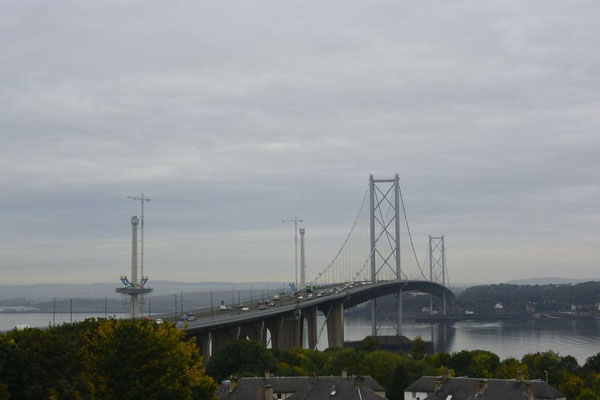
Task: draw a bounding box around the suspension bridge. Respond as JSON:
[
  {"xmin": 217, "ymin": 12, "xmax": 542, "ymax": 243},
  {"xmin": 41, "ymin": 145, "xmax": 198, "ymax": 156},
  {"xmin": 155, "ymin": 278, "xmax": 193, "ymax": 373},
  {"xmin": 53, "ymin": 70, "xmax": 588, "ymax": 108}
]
[{"xmin": 159, "ymin": 175, "xmax": 455, "ymax": 362}]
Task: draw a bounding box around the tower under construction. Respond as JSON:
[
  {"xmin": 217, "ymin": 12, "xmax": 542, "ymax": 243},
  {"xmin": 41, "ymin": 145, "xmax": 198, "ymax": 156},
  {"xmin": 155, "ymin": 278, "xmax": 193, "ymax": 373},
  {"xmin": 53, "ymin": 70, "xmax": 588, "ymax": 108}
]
[{"xmin": 116, "ymin": 215, "xmax": 153, "ymax": 319}]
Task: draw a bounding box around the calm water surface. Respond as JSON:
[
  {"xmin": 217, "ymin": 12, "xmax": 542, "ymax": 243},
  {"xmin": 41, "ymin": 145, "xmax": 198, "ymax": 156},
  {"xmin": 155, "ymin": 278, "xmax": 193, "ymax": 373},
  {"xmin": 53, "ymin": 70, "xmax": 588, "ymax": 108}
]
[
  {"xmin": 339, "ymin": 317, "xmax": 600, "ymax": 364},
  {"xmin": 0, "ymin": 313, "xmax": 127, "ymax": 331}
]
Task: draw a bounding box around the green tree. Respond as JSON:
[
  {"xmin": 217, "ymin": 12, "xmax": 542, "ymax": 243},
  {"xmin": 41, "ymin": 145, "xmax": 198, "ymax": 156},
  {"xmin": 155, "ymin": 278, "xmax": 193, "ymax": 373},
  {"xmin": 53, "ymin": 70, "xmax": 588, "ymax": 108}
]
[
  {"xmin": 0, "ymin": 324, "xmax": 91, "ymax": 399},
  {"xmin": 560, "ymin": 355, "xmax": 581, "ymax": 374},
  {"xmin": 0, "ymin": 376, "xmax": 8, "ymax": 400},
  {"xmin": 467, "ymin": 350, "xmax": 500, "ymax": 378},
  {"xmin": 410, "ymin": 336, "xmax": 426, "ymax": 360},
  {"xmin": 558, "ymin": 372, "xmax": 584, "ymax": 400},
  {"xmin": 522, "ymin": 351, "xmax": 562, "ymax": 384},
  {"xmin": 448, "ymin": 350, "xmax": 474, "ymax": 376},
  {"xmin": 357, "ymin": 337, "xmax": 379, "ymax": 352},
  {"xmin": 87, "ymin": 319, "xmax": 216, "ymax": 400},
  {"xmin": 576, "ymin": 389, "xmax": 600, "ymax": 400},
  {"xmin": 322, "ymin": 348, "xmax": 364, "ymax": 376},
  {"xmin": 386, "ymin": 363, "xmax": 411, "ymax": 400},
  {"xmin": 206, "ymin": 339, "xmax": 275, "ymax": 382},
  {"xmin": 494, "ymin": 358, "xmax": 528, "ymax": 380},
  {"xmin": 425, "ymin": 352, "xmax": 451, "ymax": 370},
  {"xmin": 360, "ymin": 351, "xmax": 403, "ymax": 387},
  {"xmin": 585, "ymin": 353, "xmax": 600, "ymax": 373}
]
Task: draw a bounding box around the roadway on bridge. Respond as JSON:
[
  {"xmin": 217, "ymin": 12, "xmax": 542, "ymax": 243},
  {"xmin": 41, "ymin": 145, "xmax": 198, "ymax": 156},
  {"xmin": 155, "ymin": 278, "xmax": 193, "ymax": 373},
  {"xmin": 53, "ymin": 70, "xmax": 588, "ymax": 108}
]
[{"xmin": 173, "ymin": 280, "xmax": 454, "ymax": 335}]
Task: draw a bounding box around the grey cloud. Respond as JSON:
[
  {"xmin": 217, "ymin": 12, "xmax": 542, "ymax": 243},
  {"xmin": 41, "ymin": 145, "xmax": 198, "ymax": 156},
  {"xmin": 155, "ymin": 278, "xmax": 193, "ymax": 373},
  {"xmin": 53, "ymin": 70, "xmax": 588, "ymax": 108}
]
[{"xmin": 1, "ymin": 0, "xmax": 599, "ymax": 284}]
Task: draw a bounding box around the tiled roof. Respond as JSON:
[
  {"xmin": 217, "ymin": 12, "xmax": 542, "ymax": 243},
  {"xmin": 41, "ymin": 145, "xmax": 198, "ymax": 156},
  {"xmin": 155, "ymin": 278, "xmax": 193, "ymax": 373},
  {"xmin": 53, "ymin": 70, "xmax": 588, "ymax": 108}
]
[
  {"xmin": 216, "ymin": 385, "xmax": 276, "ymax": 400},
  {"xmin": 234, "ymin": 375, "xmax": 384, "ymax": 392},
  {"xmin": 405, "ymin": 376, "xmax": 565, "ymax": 400},
  {"xmin": 287, "ymin": 378, "xmax": 383, "ymax": 400}
]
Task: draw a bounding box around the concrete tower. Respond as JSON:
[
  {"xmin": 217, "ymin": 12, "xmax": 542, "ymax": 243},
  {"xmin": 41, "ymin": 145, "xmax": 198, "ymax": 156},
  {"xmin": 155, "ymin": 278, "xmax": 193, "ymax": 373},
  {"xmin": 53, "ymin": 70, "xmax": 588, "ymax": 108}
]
[
  {"xmin": 300, "ymin": 228, "xmax": 306, "ymax": 289},
  {"xmin": 116, "ymin": 215, "xmax": 153, "ymax": 319}
]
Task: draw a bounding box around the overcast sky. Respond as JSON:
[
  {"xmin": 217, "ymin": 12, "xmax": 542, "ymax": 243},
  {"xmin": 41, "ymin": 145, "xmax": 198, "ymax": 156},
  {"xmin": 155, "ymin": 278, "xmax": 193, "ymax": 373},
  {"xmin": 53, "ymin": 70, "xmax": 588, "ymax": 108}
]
[{"xmin": 1, "ymin": 0, "xmax": 599, "ymax": 285}]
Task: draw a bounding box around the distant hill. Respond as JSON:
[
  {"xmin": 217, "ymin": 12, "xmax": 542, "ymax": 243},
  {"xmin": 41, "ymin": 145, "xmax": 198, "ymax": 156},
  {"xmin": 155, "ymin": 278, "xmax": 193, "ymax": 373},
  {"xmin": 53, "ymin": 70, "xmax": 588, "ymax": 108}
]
[
  {"xmin": 506, "ymin": 277, "xmax": 600, "ymax": 285},
  {"xmin": 0, "ymin": 281, "xmax": 285, "ymax": 301}
]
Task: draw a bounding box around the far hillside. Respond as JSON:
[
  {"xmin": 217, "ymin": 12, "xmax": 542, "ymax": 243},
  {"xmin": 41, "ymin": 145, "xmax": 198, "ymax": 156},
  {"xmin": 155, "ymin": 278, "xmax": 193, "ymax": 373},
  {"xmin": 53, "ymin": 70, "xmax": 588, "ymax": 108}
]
[{"xmin": 458, "ymin": 281, "xmax": 600, "ymax": 313}]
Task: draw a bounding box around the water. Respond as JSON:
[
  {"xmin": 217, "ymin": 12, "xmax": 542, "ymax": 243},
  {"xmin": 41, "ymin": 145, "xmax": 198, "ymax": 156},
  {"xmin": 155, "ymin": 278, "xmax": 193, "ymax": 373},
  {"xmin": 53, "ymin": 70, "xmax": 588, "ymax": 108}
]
[
  {"xmin": 0, "ymin": 313, "xmax": 127, "ymax": 331},
  {"xmin": 3, "ymin": 313, "xmax": 598, "ymax": 365},
  {"xmin": 339, "ymin": 317, "xmax": 600, "ymax": 364}
]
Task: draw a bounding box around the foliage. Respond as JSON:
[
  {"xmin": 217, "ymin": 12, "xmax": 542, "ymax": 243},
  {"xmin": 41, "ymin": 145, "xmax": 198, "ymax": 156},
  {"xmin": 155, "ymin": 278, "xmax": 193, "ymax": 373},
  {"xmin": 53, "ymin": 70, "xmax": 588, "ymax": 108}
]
[
  {"xmin": 203, "ymin": 340, "xmax": 600, "ymax": 400},
  {"xmin": 85, "ymin": 319, "xmax": 216, "ymax": 400},
  {"xmin": 467, "ymin": 350, "xmax": 500, "ymax": 378},
  {"xmin": 522, "ymin": 351, "xmax": 563, "ymax": 384},
  {"xmin": 360, "ymin": 351, "xmax": 403, "ymax": 387},
  {"xmin": 386, "ymin": 363, "xmax": 410, "ymax": 400},
  {"xmin": 458, "ymin": 282, "xmax": 600, "ymax": 313},
  {"xmin": 494, "ymin": 357, "xmax": 528, "ymax": 379},
  {"xmin": 0, "ymin": 319, "xmax": 216, "ymax": 400},
  {"xmin": 357, "ymin": 336, "xmax": 379, "ymax": 352},
  {"xmin": 410, "ymin": 336, "xmax": 426, "ymax": 360},
  {"xmin": 206, "ymin": 339, "xmax": 276, "ymax": 382},
  {"xmin": 585, "ymin": 352, "xmax": 600, "ymax": 373},
  {"xmin": 322, "ymin": 348, "xmax": 364, "ymax": 376}
]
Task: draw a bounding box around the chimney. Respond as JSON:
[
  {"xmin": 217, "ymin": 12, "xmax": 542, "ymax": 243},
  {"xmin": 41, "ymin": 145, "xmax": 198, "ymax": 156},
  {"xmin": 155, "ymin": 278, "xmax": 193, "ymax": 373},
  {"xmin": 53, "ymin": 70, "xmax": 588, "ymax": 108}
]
[
  {"xmin": 341, "ymin": 368, "xmax": 348, "ymax": 378},
  {"xmin": 434, "ymin": 377, "xmax": 443, "ymax": 392},
  {"xmin": 229, "ymin": 376, "xmax": 239, "ymax": 393},
  {"xmin": 524, "ymin": 382, "xmax": 534, "ymax": 400},
  {"xmin": 264, "ymin": 369, "xmax": 271, "ymax": 379},
  {"xmin": 476, "ymin": 379, "xmax": 487, "ymax": 395},
  {"xmin": 264, "ymin": 384, "xmax": 274, "ymax": 400},
  {"xmin": 516, "ymin": 370, "xmax": 524, "ymax": 382}
]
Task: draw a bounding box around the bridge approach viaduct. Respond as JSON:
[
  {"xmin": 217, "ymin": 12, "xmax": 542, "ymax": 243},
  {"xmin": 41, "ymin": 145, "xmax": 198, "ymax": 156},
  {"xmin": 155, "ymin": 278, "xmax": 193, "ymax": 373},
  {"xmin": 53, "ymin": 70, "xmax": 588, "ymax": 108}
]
[{"xmin": 179, "ymin": 280, "xmax": 454, "ymax": 362}]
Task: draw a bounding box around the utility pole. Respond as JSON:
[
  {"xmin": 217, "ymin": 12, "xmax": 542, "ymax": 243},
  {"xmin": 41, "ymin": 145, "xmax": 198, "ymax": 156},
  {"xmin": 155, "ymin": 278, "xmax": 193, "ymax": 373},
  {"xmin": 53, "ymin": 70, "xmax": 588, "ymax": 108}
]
[
  {"xmin": 53, "ymin": 298, "xmax": 56, "ymax": 326},
  {"xmin": 282, "ymin": 216, "xmax": 303, "ymax": 288}
]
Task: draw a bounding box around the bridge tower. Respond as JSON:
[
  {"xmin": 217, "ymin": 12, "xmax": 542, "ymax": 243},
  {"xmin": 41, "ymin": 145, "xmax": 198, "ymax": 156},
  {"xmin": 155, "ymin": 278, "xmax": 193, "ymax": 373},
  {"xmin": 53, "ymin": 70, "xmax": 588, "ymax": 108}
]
[
  {"xmin": 429, "ymin": 235, "xmax": 447, "ymax": 315},
  {"xmin": 369, "ymin": 174, "xmax": 402, "ymax": 336}
]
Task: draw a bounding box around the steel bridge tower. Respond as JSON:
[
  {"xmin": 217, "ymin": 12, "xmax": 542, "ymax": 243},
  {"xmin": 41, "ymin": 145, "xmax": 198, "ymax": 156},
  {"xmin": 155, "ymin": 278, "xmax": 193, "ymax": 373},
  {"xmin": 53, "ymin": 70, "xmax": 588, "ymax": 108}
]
[
  {"xmin": 369, "ymin": 174, "xmax": 402, "ymax": 336},
  {"xmin": 429, "ymin": 235, "xmax": 447, "ymax": 315}
]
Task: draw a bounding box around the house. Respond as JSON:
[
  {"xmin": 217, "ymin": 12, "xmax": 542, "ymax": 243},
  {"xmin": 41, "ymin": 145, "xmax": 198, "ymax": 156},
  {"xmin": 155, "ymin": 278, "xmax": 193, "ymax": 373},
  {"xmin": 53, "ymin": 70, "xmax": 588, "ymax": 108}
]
[
  {"xmin": 217, "ymin": 370, "xmax": 386, "ymax": 399},
  {"xmin": 404, "ymin": 373, "xmax": 565, "ymax": 400}
]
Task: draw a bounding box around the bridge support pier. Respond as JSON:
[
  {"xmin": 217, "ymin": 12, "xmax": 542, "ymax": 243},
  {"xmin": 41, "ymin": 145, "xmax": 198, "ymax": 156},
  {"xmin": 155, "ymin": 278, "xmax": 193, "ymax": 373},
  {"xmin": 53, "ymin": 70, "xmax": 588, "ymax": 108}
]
[
  {"xmin": 280, "ymin": 314, "xmax": 302, "ymax": 349},
  {"xmin": 212, "ymin": 325, "xmax": 241, "ymax": 352},
  {"xmin": 265, "ymin": 317, "xmax": 281, "ymax": 349},
  {"xmin": 301, "ymin": 306, "xmax": 318, "ymax": 349},
  {"xmin": 196, "ymin": 332, "xmax": 212, "ymax": 364},
  {"xmin": 397, "ymin": 288, "xmax": 402, "ymax": 335},
  {"xmin": 443, "ymin": 291, "xmax": 446, "ymax": 316},
  {"xmin": 240, "ymin": 321, "xmax": 266, "ymax": 344},
  {"xmin": 320, "ymin": 300, "xmax": 344, "ymax": 349}
]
